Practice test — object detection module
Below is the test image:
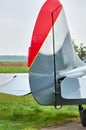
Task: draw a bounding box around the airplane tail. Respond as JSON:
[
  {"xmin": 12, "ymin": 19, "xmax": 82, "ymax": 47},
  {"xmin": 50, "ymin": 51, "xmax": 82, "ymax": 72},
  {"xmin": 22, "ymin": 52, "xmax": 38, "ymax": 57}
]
[{"xmin": 28, "ymin": 0, "xmax": 84, "ymax": 105}]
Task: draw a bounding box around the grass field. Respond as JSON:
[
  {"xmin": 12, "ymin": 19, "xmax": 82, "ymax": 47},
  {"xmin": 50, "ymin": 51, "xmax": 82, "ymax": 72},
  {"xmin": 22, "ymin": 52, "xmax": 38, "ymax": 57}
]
[
  {"xmin": 0, "ymin": 62, "xmax": 80, "ymax": 130},
  {"xmin": 0, "ymin": 62, "xmax": 28, "ymax": 73},
  {"xmin": 0, "ymin": 94, "xmax": 80, "ymax": 130}
]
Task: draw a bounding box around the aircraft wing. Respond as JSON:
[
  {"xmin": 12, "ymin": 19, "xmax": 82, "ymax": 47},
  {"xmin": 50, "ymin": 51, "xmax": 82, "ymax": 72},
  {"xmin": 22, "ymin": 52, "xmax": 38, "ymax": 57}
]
[
  {"xmin": 61, "ymin": 75, "xmax": 86, "ymax": 99},
  {"xmin": 0, "ymin": 73, "xmax": 31, "ymax": 96}
]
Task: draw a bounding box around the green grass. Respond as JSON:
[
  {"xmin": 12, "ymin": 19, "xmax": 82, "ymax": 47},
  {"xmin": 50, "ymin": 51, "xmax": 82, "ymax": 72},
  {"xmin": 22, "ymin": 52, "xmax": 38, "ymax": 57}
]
[
  {"xmin": 0, "ymin": 66, "xmax": 28, "ymax": 73},
  {"xmin": 0, "ymin": 62, "xmax": 80, "ymax": 129},
  {"xmin": 0, "ymin": 61, "xmax": 28, "ymax": 73},
  {"xmin": 0, "ymin": 94, "xmax": 80, "ymax": 130}
]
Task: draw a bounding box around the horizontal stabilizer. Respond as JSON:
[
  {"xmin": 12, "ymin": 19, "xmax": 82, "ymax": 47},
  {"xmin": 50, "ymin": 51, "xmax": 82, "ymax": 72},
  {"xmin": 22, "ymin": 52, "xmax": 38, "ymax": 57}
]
[
  {"xmin": 0, "ymin": 74, "xmax": 31, "ymax": 96},
  {"xmin": 61, "ymin": 77, "xmax": 86, "ymax": 99}
]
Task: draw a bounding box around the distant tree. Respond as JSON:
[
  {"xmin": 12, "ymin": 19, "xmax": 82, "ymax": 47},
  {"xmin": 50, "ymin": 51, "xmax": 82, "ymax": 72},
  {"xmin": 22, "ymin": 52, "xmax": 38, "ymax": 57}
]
[
  {"xmin": 78, "ymin": 43, "xmax": 86, "ymax": 59},
  {"xmin": 72, "ymin": 40, "xmax": 86, "ymax": 60}
]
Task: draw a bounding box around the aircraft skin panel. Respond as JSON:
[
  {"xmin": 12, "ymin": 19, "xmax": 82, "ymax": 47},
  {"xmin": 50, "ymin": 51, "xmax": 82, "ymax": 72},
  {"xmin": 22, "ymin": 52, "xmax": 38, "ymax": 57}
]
[
  {"xmin": 29, "ymin": 73, "xmax": 55, "ymax": 105},
  {"xmin": 61, "ymin": 77, "xmax": 86, "ymax": 99},
  {"xmin": 0, "ymin": 74, "xmax": 15, "ymax": 86},
  {"xmin": 40, "ymin": 9, "xmax": 69, "ymax": 55}
]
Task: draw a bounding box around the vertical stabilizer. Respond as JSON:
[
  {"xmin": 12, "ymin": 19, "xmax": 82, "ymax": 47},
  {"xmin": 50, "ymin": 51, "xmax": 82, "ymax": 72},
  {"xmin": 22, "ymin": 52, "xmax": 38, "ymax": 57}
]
[{"xmin": 28, "ymin": 0, "xmax": 84, "ymax": 105}]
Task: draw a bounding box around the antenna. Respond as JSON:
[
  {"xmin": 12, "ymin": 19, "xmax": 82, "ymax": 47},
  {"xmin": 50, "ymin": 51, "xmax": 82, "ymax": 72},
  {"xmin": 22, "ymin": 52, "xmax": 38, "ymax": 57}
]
[{"xmin": 51, "ymin": 11, "xmax": 57, "ymax": 108}]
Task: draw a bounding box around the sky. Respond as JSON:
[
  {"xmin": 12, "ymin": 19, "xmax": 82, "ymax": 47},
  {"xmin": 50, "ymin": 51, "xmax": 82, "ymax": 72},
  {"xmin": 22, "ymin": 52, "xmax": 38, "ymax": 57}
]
[{"xmin": 0, "ymin": 0, "xmax": 86, "ymax": 56}]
